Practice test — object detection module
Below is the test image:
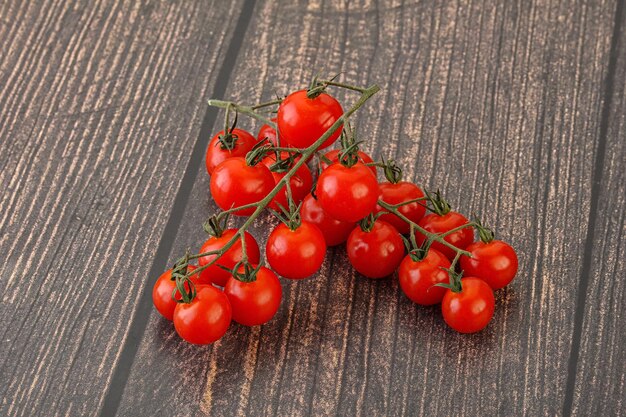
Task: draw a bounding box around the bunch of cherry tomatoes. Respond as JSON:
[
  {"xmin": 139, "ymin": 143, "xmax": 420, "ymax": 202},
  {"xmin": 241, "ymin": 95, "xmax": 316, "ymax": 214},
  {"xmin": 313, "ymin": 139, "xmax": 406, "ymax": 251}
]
[{"xmin": 152, "ymin": 79, "xmax": 519, "ymax": 345}]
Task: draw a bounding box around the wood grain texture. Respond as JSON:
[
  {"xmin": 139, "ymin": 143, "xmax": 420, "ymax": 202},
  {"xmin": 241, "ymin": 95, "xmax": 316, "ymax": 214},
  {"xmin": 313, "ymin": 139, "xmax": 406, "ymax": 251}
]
[
  {"xmin": 0, "ymin": 1, "xmax": 244, "ymax": 416},
  {"xmin": 115, "ymin": 1, "xmax": 623, "ymax": 416},
  {"xmin": 570, "ymin": 3, "xmax": 626, "ymax": 415}
]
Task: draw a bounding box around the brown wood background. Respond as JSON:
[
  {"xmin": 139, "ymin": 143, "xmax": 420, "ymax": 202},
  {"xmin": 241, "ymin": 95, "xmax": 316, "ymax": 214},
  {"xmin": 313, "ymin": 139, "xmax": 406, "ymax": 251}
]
[{"xmin": 1, "ymin": 0, "xmax": 624, "ymax": 416}]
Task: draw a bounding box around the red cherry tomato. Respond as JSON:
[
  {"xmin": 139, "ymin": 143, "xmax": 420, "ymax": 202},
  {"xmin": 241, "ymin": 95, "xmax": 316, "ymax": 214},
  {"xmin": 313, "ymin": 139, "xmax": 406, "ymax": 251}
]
[
  {"xmin": 152, "ymin": 266, "xmax": 199, "ymax": 321},
  {"xmin": 210, "ymin": 157, "xmax": 275, "ymax": 216},
  {"xmin": 266, "ymin": 221, "xmax": 327, "ymax": 279},
  {"xmin": 415, "ymin": 212, "xmax": 474, "ymax": 260},
  {"xmin": 320, "ymin": 149, "xmax": 377, "ymax": 176},
  {"xmin": 346, "ymin": 220, "xmax": 405, "ymax": 278},
  {"xmin": 460, "ymin": 240, "xmax": 518, "ymax": 290},
  {"xmin": 277, "ymin": 90, "xmax": 343, "ymax": 149},
  {"xmin": 300, "ymin": 193, "xmax": 354, "ymax": 246},
  {"xmin": 173, "ymin": 285, "xmax": 232, "ymax": 344},
  {"xmin": 224, "ymin": 266, "xmax": 282, "ymax": 326},
  {"xmin": 375, "ymin": 182, "xmax": 426, "ymax": 234},
  {"xmin": 398, "ymin": 249, "xmax": 450, "ymax": 305},
  {"xmin": 441, "ymin": 277, "xmax": 494, "ymax": 333},
  {"xmin": 257, "ymin": 118, "xmax": 278, "ymax": 146},
  {"xmin": 261, "ymin": 152, "xmax": 313, "ymax": 211},
  {"xmin": 316, "ymin": 162, "xmax": 380, "ymax": 223},
  {"xmin": 198, "ymin": 230, "xmax": 261, "ymax": 287},
  {"xmin": 205, "ymin": 129, "xmax": 257, "ymax": 175}
]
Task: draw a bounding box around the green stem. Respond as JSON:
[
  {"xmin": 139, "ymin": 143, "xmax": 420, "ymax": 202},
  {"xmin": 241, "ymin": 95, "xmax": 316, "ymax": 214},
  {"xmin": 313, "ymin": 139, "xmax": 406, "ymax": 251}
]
[
  {"xmin": 187, "ymin": 84, "xmax": 381, "ymax": 282},
  {"xmin": 208, "ymin": 100, "xmax": 277, "ymax": 129},
  {"xmin": 377, "ymin": 200, "xmax": 471, "ymax": 257}
]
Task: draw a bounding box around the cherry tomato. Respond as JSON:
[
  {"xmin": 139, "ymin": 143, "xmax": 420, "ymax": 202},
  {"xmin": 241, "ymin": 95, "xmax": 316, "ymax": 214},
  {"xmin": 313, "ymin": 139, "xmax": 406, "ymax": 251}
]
[
  {"xmin": 152, "ymin": 266, "xmax": 199, "ymax": 321},
  {"xmin": 316, "ymin": 162, "xmax": 379, "ymax": 223},
  {"xmin": 441, "ymin": 277, "xmax": 494, "ymax": 333},
  {"xmin": 460, "ymin": 240, "xmax": 518, "ymax": 290},
  {"xmin": 398, "ymin": 249, "xmax": 450, "ymax": 305},
  {"xmin": 224, "ymin": 266, "xmax": 282, "ymax": 326},
  {"xmin": 173, "ymin": 285, "xmax": 232, "ymax": 344},
  {"xmin": 205, "ymin": 128, "xmax": 257, "ymax": 175},
  {"xmin": 257, "ymin": 118, "xmax": 278, "ymax": 146},
  {"xmin": 375, "ymin": 182, "xmax": 426, "ymax": 234},
  {"xmin": 261, "ymin": 152, "xmax": 312, "ymax": 211},
  {"xmin": 277, "ymin": 90, "xmax": 343, "ymax": 149},
  {"xmin": 346, "ymin": 220, "xmax": 405, "ymax": 278},
  {"xmin": 300, "ymin": 193, "xmax": 354, "ymax": 246},
  {"xmin": 415, "ymin": 211, "xmax": 474, "ymax": 260},
  {"xmin": 210, "ymin": 157, "xmax": 275, "ymax": 216},
  {"xmin": 320, "ymin": 149, "xmax": 377, "ymax": 176},
  {"xmin": 266, "ymin": 221, "xmax": 327, "ymax": 279},
  {"xmin": 198, "ymin": 230, "xmax": 261, "ymax": 287}
]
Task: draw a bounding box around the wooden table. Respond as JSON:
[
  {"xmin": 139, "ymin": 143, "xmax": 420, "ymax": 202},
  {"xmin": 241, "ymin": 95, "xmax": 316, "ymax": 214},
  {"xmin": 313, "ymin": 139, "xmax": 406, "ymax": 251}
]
[{"xmin": 2, "ymin": 1, "xmax": 625, "ymax": 416}]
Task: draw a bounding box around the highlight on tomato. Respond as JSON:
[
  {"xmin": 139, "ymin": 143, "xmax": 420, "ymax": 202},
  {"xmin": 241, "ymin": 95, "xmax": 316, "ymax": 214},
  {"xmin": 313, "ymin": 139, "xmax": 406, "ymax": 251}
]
[
  {"xmin": 266, "ymin": 220, "xmax": 327, "ymax": 280},
  {"xmin": 173, "ymin": 285, "xmax": 232, "ymax": 344},
  {"xmin": 210, "ymin": 156, "xmax": 275, "ymax": 216},
  {"xmin": 277, "ymin": 87, "xmax": 343, "ymax": 149},
  {"xmin": 346, "ymin": 216, "xmax": 405, "ymax": 279},
  {"xmin": 441, "ymin": 275, "xmax": 495, "ymax": 334},
  {"xmin": 224, "ymin": 264, "xmax": 282, "ymax": 326},
  {"xmin": 459, "ymin": 220, "xmax": 518, "ymax": 290},
  {"xmin": 205, "ymin": 127, "xmax": 258, "ymax": 175},
  {"xmin": 398, "ymin": 248, "xmax": 451, "ymax": 305}
]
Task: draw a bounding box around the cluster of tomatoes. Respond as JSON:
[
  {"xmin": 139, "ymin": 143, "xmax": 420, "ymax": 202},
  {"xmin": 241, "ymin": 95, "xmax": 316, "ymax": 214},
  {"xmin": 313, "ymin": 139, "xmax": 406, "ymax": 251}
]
[{"xmin": 152, "ymin": 82, "xmax": 519, "ymax": 345}]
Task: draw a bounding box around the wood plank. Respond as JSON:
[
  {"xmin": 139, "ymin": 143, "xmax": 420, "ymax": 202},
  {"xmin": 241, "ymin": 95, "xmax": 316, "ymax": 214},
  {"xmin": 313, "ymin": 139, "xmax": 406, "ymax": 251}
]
[
  {"xmin": 0, "ymin": 1, "xmax": 244, "ymax": 416},
  {"xmin": 117, "ymin": 0, "xmax": 618, "ymax": 415},
  {"xmin": 569, "ymin": 2, "xmax": 626, "ymax": 414}
]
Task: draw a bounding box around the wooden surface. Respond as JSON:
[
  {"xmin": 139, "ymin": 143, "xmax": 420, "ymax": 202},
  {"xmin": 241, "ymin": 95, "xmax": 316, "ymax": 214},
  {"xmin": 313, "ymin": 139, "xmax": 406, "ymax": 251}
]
[{"xmin": 1, "ymin": 0, "xmax": 625, "ymax": 416}]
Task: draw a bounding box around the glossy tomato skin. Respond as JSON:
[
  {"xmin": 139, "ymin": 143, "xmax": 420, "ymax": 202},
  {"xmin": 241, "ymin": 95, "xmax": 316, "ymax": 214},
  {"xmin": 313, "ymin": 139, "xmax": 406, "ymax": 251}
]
[
  {"xmin": 321, "ymin": 149, "xmax": 377, "ymax": 176},
  {"xmin": 224, "ymin": 266, "xmax": 282, "ymax": 326},
  {"xmin": 173, "ymin": 285, "xmax": 232, "ymax": 344},
  {"xmin": 317, "ymin": 162, "xmax": 380, "ymax": 223},
  {"xmin": 346, "ymin": 220, "xmax": 405, "ymax": 278},
  {"xmin": 415, "ymin": 212, "xmax": 474, "ymax": 260},
  {"xmin": 257, "ymin": 118, "xmax": 278, "ymax": 146},
  {"xmin": 398, "ymin": 249, "xmax": 451, "ymax": 305},
  {"xmin": 266, "ymin": 221, "xmax": 327, "ymax": 279},
  {"xmin": 198, "ymin": 230, "xmax": 261, "ymax": 287},
  {"xmin": 375, "ymin": 182, "xmax": 426, "ymax": 234},
  {"xmin": 210, "ymin": 157, "xmax": 275, "ymax": 216},
  {"xmin": 300, "ymin": 193, "xmax": 354, "ymax": 246},
  {"xmin": 460, "ymin": 240, "xmax": 518, "ymax": 290},
  {"xmin": 441, "ymin": 277, "xmax": 494, "ymax": 334},
  {"xmin": 152, "ymin": 266, "xmax": 198, "ymax": 321},
  {"xmin": 261, "ymin": 152, "xmax": 312, "ymax": 211},
  {"xmin": 277, "ymin": 90, "xmax": 343, "ymax": 149},
  {"xmin": 205, "ymin": 129, "xmax": 257, "ymax": 175}
]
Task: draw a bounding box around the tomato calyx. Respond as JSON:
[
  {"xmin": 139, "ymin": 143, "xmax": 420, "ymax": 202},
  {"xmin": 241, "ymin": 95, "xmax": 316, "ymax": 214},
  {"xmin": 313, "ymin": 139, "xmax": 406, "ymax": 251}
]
[
  {"xmin": 358, "ymin": 212, "xmax": 385, "ymax": 232},
  {"xmin": 171, "ymin": 251, "xmax": 197, "ymax": 303},
  {"xmin": 267, "ymin": 151, "xmax": 300, "ymax": 173},
  {"xmin": 424, "ymin": 189, "xmax": 452, "ymax": 216},
  {"xmin": 217, "ymin": 109, "xmax": 240, "ymax": 151},
  {"xmin": 473, "ymin": 216, "xmax": 495, "ymax": 243},
  {"xmin": 337, "ymin": 125, "xmax": 363, "ymax": 168},
  {"xmin": 269, "ymin": 188, "xmax": 303, "ymax": 231},
  {"xmin": 382, "ymin": 159, "xmax": 403, "ymax": 184},
  {"xmin": 434, "ymin": 269, "xmax": 464, "ymax": 293},
  {"xmin": 224, "ymin": 261, "xmax": 263, "ymax": 283},
  {"xmin": 202, "ymin": 212, "xmax": 230, "ymax": 238},
  {"xmin": 306, "ymin": 73, "xmax": 340, "ymax": 99},
  {"xmin": 245, "ymin": 140, "xmax": 273, "ymax": 166}
]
